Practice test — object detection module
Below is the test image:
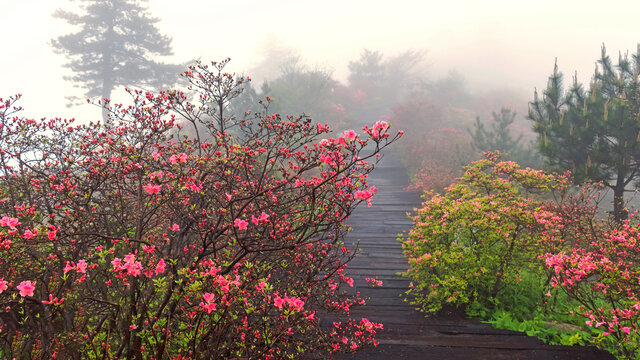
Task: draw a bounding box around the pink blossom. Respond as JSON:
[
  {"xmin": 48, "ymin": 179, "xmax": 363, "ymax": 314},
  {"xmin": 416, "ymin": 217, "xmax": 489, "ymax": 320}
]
[
  {"xmin": 286, "ymin": 296, "xmax": 305, "ymax": 312},
  {"xmin": 124, "ymin": 253, "xmax": 136, "ymax": 264},
  {"xmin": 200, "ymin": 301, "xmax": 216, "ymax": 314},
  {"xmin": 0, "ymin": 216, "xmax": 20, "ymax": 230},
  {"xmin": 373, "ymin": 120, "xmax": 389, "ymax": 133},
  {"xmin": 316, "ymin": 123, "xmax": 329, "ymax": 133},
  {"xmin": 152, "ymin": 151, "xmax": 162, "ymax": 160},
  {"xmin": 76, "ymin": 259, "xmax": 87, "ymax": 274},
  {"xmin": 169, "ymin": 153, "xmax": 188, "ymax": 164},
  {"xmin": 0, "ymin": 279, "xmax": 7, "ymax": 293},
  {"xmin": 63, "ymin": 261, "xmax": 75, "ymax": 274},
  {"xmin": 200, "ymin": 292, "xmax": 216, "ymax": 313},
  {"xmin": 17, "ymin": 280, "xmax": 35, "ymax": 297},
  {"xmin": 234, "ymin": 218, "xmax": 248, "ymax": 230},
  {"xmin": 111, "ymin": 258, "xmax": 122, "ymax": 270},
  {"xmin": 170, "ymin": 223, "xmax": 180, "ymax": 231},
  {"xmin": 252, "ymin": 211, "xmax": 269, "ymax": 225},
  {"xmin": 124, "ymin": 261, "xmax": 142, "ymax": 277},
  {"xmin": 41, "ymin": 294, "xmax": 64, "ymax": 305},
  {"xmin": 23, "ymin": 229, "xmax": 36, "ymax": 239},
  {"xmin": 343, "ymin": 129, "xmax": 357, "ymax": 141},
  {"xmin": 274, "ymin": 295, "xmax": 284, "ymax": 309},
  {"xmin": 203, "ymin": 292, "xmax": 215, "ymax": 303},
  {"xmin": 47, "ymin": 228, "xmax": 57, "ymax": 241},
  {"xmin": 155, "ymin": 259, "xmax": 166, "ymax": 275},
  {"xmin": 622, "ymin": 327, "xmax": 632, "ymax": 335},
  {"xmin": 144, "ymin": 184, "xmax": 161, "ymax": 195},
  {"xmin": 354, "ymin": 190, "xmax": 373, "ymax": 201}
]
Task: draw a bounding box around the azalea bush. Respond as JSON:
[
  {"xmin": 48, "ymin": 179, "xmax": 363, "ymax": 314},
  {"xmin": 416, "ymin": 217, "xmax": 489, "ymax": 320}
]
[
  {"xmin": 0, "ymin": 59, "xmax": 399, "ymax": 359},
  {"xmin": 401, "ymin": 153, "xmax": 640, "ymax": 359},
  {"xmin": 400, "ymin": 153, "xmax": 570, "ymax": 314},
  {"xmin": 543, "ymin": 214, "xmax": 640, "ymax": 358}
]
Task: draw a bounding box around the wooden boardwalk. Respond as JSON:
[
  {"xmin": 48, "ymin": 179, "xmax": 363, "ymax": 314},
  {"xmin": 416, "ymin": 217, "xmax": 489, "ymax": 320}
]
[{"xmin": 334, "ymin": 153, "xmax": 614, "ymax": 360}]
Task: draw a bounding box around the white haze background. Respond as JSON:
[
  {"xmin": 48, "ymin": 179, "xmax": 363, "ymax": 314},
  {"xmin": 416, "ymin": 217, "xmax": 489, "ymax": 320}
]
[{"xmin": 2, "ymin": 0, "xmax": 640, "ymax": 122}]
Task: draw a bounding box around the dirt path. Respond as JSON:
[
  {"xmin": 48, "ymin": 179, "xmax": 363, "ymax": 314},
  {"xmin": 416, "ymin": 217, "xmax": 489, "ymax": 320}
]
[{"xmin": 335, "ymin": 152, "xmax": 614, "ymax": 360}]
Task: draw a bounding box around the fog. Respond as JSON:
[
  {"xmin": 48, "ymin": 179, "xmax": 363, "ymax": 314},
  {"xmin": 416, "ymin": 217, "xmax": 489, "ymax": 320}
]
[{"xmin": 1, "ymin": 0, "xmax": 639, "ymax": 122}]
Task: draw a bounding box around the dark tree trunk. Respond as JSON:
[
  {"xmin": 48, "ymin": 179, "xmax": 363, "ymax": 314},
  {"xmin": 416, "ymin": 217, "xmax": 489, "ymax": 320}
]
[{"xmin": 613, "ymin": 175, "xmax": 628, "ymax": 224}]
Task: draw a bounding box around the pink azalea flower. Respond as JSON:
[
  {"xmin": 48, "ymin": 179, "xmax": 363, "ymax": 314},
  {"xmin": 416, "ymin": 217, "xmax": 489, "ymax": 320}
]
[
  {"xmin": 203, "ymin": 292, "xmax": 215, "ymax": 303},
  {"xmin": 234, "ymin": 218, "xmax": 248, "ymax": 230},
  {"xmin": 23, "ymin": 229, "xmax": 36, "ymax": 239},
  {"xmin": 144, "ymin": 184, "xmax": 161, "ymax": 195},
  {"xmin": 373, "ymin": 120, "xmax": 389, "ymax": 133},
  {"xmin": 17, "ymin": 280, "xmax": 35, "ymax": 297},
  {"xmin": 124, "ymin": 253, "xmax": 136, "ymax": 264},
  {"xmin": 274, "ymin": 295, "xmax": 284, "ymax": 309},
  {"xmin": 124, "ymin": 261, "xmax": 142, "ymax": 277},
  {"xmin": 155, "ymin": 259, "xmax": 166, "ymax": 275},
  {"xmin": 200, "ymin": 301, "xmax": 216, "ymax": 314},
  {"xmin": 354, "ymin": 190, "xmax": 373, "ymax": 200},
  {"xmin": 76, "ymin": 259, "xmax": 87, "ymax": 274},
  {"xmin": 622, "ymin": 327, "xmax": 632, "ymax": 335},
  {"xmin": 0, "ymin": 216, "xmax": 20, "ymax": 230},
  {"xmin": 0, "ymin": 279, "xmax": 7, "ymax": 293},
  {"xmin": 111, "ymin": 258, "xmax": 122, "ymax": 270},
  {"xmin": 316, "ymin": 123, "xmax": 329, "ymax": 133},
  {"xmin": 287, "ymin": 296, "xmax": 305, "ymax": 312},
  {"xmin": 63, "ymin": 261, "xmax": 75, "ymax": 274},
  {"xmin": 343, "ymin": 129, "xmax": 357, "ymax": 141}
]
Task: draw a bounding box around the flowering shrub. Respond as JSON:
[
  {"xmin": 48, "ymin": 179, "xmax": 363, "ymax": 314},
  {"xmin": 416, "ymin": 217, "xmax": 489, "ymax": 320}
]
[
  {"xmin": 543, "ymin": 214, "xmax": 640, "ymax": 358},
  {"xmin": 402, "ymin": 153, "xmax": 640, "ymax": 358},
  {"xmin": 400, "ymin": 153, "xmax": 571, "ymax": 314},
  {"xmin": 0, "ymin": 60, "xmax": 400, "ymax": 359}
]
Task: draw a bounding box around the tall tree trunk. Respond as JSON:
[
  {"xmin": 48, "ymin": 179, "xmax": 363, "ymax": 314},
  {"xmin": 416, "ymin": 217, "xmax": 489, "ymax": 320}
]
[{"xmin": 613, "ymin": 175, "xmax": 627, "ymax": 224}]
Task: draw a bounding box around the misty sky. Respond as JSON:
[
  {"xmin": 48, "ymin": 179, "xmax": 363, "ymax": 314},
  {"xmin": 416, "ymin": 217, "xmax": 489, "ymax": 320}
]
[{"xmin": 2, "ymin": 0, "xmax": 640, "ymax": 122}]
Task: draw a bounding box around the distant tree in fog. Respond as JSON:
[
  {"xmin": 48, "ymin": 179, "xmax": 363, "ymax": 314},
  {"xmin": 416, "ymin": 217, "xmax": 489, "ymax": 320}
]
[
  {"xmin": 346, "ymin": 49, "xmax": 427, "ymax": 124},
  {"xmin": 469, "ymin": 108, "xmax": 541, "ymax": 168},
  {"xmin": 51, "ymin": 0, "xmax": 184, "ymax": 123},
  {"xmin": 347, "ymin": 49, "xmax": 385, "ymax": 85},
  {"xmin": 528, "ymin": 45, "xmax": 640, "ymax": 222},
  {"xmin": 471, "ymin": 108, "xmax": 522, "ymax": 153},
  {"xmin": 258, "ymin": 56, "xmax": 350, "ymax": 129}
]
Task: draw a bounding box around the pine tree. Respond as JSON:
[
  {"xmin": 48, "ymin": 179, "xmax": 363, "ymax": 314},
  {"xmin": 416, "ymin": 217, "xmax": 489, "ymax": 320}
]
[
  {"xmin": 470, "ymin": 108, "xmax": 541, "ymax": 169},
  {"xmin": 528, "ymin": 45, "xmax": 640, "ymax": 222},
  {"xmin": 470, "ymin": 108, "xmax": 522, "ymax": 154},
  {"xmin": 51, "ymin": 0, "xmax": 184, "ymax": 123}
]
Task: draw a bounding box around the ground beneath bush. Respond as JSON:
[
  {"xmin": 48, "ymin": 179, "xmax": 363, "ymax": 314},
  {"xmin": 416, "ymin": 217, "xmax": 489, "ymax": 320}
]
[{"xmin": 331, "ymin": 152, "xmax": 614, "ymax": 360}]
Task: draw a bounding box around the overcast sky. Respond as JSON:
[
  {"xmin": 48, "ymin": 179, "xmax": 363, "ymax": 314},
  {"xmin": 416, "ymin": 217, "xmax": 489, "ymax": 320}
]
[{"xmin": 2, "ymin": 0, "xmax": 639, "ymax": 122}]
